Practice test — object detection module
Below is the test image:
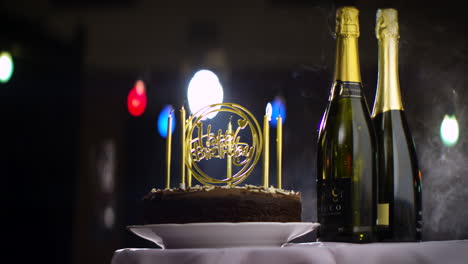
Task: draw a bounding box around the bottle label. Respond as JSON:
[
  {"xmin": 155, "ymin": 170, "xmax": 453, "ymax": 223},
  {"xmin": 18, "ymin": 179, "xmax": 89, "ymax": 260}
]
[
  {"xmin": 331, "ymin": 81, "xmax": 363, "ymax": 100},
  {"xmin": 339, "ymin": 81, "xmax": 362, "ymax": 98},
  {"xmin": 319, "ymin": 179, "xmax": 350, "ymax": 220},
  {"xmin": 377, "ymin": 203, "xmax": 389, "ymax": 226}
]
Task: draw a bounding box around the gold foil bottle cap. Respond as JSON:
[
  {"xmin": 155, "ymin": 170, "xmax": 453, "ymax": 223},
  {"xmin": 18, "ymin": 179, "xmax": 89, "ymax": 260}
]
[
  {"xmin": 376, "ymin": 8, "xmax": 399, "ymax": 39},
  {"xmin": 335, "ymin": 6, "xmax": 360, "ymax": 38}
]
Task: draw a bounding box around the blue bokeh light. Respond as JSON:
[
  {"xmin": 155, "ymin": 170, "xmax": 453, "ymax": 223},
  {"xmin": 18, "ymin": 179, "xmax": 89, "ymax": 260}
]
[
  {"xmin": 158, "ymin": 105, "xmax": 176, "ymax": 138},
  {"xmin": 270, "ymin": 96, "xmax": 286, "ymax": 127}
]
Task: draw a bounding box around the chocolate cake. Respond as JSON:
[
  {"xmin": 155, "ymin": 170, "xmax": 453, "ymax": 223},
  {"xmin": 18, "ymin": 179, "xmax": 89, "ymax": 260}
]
[{"xmin": 142, "ymin": 185, "xmax": 302, "ymax": 224}]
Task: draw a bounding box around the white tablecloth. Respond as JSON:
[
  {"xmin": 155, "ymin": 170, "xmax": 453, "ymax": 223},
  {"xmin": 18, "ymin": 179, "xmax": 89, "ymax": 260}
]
[{"xmin": 112, "ymin": 240, "xmax": 468, "ymax": 264}]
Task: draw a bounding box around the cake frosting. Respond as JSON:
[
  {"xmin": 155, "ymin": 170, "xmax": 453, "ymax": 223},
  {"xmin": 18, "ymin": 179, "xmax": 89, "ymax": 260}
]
[{"xmin": 142, "ymin": 185, "xmax": 301, "ymax": 224}]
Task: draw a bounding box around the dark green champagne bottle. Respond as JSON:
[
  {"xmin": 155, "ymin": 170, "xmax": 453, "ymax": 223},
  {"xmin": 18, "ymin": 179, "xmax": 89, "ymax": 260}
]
[
  {"xmin": 317, "ymin": 6, "xmax": 377, "ymax": 243},
  {"xmin": 372, "ymin": 8, "xmax": 422, "ymax": 242}
]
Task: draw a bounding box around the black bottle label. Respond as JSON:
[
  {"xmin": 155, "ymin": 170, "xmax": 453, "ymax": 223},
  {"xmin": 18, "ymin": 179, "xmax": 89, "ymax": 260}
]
[
  {"xmin": 330, "ymin": 81, "xmax": 363, "ymax": 100},
  {"xmin": 318, "ymin": 178, "xmax": 376, "ymax": 242},
  {"xmin": 338, "ymin": 81, "xmax": 362, "ymax": 98},
  {"xmin": 319, "ymin": 179, "xmax": 350, "ymax": 221}
]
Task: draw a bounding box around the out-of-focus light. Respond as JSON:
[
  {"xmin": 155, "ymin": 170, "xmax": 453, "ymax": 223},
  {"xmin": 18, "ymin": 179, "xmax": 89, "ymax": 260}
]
[
  {"xmin": 440, "ymin": 114, "xmax": 459, "ymax": 147},
  {"xmin": 187, "ymin": 69, "xmax": 224, "ymax": 119},
  {"xmin": 0, "ymin": 51, "xmax": 14, "ymax": 83},
  {"xmin": 158, "ymin": 105, "xmax": 176, "ymax": 138},
  {"xmin": 270, "ymin": 96, "xmax": 286, "ymax": 127},
  {"xmin": 98, "ymin": 140, "xmax": 115, "ymax": 193},
  {"xmin": 127, "ymin": 80, "xmax": 147, "ymax": 116},
  {"xmin": 135, "ymin": 80, "xmax": 145, "ymax": 95},
  {"xmin": 103, "ymin": 206, "xmax": 115, "ymax": 229}
]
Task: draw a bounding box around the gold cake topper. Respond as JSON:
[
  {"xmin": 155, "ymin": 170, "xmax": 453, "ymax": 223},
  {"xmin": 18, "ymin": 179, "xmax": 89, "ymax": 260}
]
[
  {"xmin": 184, "ymin": 103, "xmax": 263, "ymax": 186},
  {"xmin": 376, "ymin": 8, "xmax": 399, "ymax": 39},
  {"xmin": 335, "ymin": 6, "xmax": 360, "ymax": 38}
]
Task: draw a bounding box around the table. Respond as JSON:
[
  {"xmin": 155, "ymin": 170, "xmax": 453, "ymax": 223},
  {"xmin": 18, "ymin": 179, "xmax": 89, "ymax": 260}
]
[{"xmin": 112, "ymin": 240, "xmax": 468, "ymax": 264}]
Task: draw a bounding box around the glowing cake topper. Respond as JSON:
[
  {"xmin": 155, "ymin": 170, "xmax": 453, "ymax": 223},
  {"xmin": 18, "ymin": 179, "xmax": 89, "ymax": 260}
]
[{"xmin": 184, "ymin": 103, "xmax": 263, "ymax": 186}]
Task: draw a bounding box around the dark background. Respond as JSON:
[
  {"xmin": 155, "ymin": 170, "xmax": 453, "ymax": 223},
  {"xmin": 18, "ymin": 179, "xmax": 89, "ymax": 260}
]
[{"xmin": 2, "ymin": 0, "xmax": 467, "ymax": 263}]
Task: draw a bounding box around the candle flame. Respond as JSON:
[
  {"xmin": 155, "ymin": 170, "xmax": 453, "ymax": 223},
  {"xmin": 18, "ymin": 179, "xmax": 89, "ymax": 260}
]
[{"xmin": 266, "ymin": 102, "xmax": 272, "ymax": 120}]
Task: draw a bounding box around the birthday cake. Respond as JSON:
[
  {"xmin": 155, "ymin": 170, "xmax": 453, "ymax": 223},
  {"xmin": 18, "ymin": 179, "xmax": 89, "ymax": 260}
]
[
  {"xmin": 142, "ymin": 103, "xmax": 302, "ymax": 224},
  {"xmin": 142, "ymin": 185, "xmax": 301, "ymax": 224}
]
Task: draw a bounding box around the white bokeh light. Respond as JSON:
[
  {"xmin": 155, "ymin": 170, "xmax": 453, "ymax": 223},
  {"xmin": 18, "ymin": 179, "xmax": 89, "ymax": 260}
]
[
  {"xmin": 103, "ymin": 205, "xmax": 115, "ymax": 229},
  {"xmin": 440, "ymin": 114, "xmax": 459, "ymax": 147},
  {"xmin": 0, "ymin": 52, "xmax": 14, "ymax": 83},
  {"xmin": 187, "ymin": 69, "xmax": 224, "ymax": 119}
]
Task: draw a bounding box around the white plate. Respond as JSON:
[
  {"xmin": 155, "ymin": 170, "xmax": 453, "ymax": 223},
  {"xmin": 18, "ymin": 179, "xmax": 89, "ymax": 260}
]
[{"xmin": 127, "ymin": 222, "xmax": 319, "ymax": 249}]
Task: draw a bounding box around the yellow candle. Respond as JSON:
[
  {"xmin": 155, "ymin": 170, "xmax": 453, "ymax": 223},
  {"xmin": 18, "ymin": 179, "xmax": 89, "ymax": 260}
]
[
  {"xmin": 276, "ymin": 115, "xmax": 283, "ymax": 189},
  {"xmin": 226, "ymin": 119, "xmax": 232, "ymax": 185},
  {"xmin": 165, "ymin": 111, "xmax": 173, "ymax": 189},
  {"xmin": 180, "ymin": 107, "xmax": 186, "ymax": 189},
  {"xmin": 187, "ymin": 116, "xmax": 192, "ymax": 187},
  {"xmin": 263, "ymin": 103, "xmax": 272, "ymax": 188}
]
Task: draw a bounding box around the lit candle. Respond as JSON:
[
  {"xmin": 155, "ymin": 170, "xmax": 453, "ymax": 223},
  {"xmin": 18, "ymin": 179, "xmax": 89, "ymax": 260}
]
[
  {"xmin": 263, "ymin": 103, "xmax": 272, "ymax": 188},
  {"xmin": 276, "ymin": 115, "xmax": 283, "ymax": 189},
  {"xmin": 226, "ymin": 118, "xmax": 232, "ymax": 185},
  {"xmin": 165, "ymin": 110, "xmax": 173, "ymax": 189},
  {"xmin": 180, "ymin": 107, "xmax": 186, "ymax": 189},
  {"xmin": 187, "ymin": 116, "xmax": 192, "ymax": 187}
]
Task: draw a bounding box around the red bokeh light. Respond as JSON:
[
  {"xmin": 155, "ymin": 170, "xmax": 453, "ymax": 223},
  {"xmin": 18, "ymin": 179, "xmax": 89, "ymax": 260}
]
[{"xmin": 127, "ymin": 81, "xmax": 147, "ymax": 116}]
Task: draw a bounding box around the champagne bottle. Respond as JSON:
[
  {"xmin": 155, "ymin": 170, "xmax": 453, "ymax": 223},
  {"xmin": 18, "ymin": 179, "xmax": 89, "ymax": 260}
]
[
  {"xmin": 372, "ymin": 8, "xmax": 422, "ymax": 242},
  {"xmin": 317, "ymin": 6, "xmax": 377, "ymax": 243}
]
